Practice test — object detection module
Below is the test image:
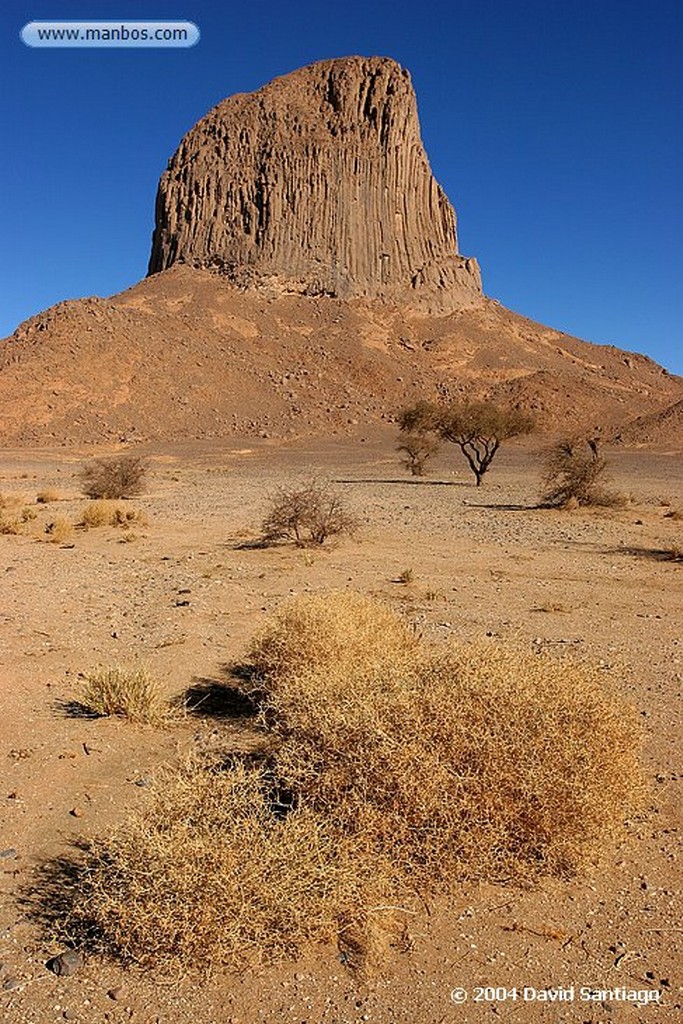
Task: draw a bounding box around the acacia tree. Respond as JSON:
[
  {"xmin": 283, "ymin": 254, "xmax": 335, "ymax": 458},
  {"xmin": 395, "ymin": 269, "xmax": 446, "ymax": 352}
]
[{"xmin": 398, "ymin": 400, "xmax": 533, "ymax": 486}]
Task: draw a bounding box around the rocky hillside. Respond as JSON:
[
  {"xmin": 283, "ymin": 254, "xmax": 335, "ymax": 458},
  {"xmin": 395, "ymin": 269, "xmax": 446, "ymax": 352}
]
[{"xmin": 1, "ymin": 265, "xmax": 679, "ymax": 447}]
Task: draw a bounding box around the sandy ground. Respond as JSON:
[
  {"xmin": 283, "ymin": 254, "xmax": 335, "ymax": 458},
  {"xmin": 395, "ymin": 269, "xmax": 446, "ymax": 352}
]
[{"xmin": 0, "ymin": 431, "xmax": 681, "ymax": 1024}]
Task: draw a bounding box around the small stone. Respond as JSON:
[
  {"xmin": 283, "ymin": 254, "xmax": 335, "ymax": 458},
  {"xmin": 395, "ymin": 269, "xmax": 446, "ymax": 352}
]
[
  {"xmin": 63, "ymin": 1011, "xmax": 79, "ymax": 1021},
  {"xmin": 47, "ymin": 950, "xmax": 84, "ymax": 977},
  {"xmin": 2, "ymin": 976, "xmax": 21, "ymax": 990},
  {"xmin": 69, "ymin": 807, "xmax": 83, "ymax": 818},
  {"xmin": 108, "ymin": 986, "xmax": 125, "ymax": 1000},
  {"xmin": 294, "ymin": 971, "xmax": 306, "ymax": 982},
  {"xmin": 0, "ymin": 848, "xmax": 17, "ymax": 859}
]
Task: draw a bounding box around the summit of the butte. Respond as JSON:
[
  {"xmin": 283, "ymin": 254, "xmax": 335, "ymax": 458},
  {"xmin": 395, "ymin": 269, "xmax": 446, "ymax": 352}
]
[
  {"xmin": 1, "ymin": 56, "xmax": 681, "ymax": 447},
  {"xmin": 148, "ymin": 56, "xmax": 482, "ymax": 312}
]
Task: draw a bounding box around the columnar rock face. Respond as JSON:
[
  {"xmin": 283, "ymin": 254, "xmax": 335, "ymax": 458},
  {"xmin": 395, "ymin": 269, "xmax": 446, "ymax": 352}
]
[{"xmin": 148, "ymin": 56, "xmax": 482, "ymax": 311}]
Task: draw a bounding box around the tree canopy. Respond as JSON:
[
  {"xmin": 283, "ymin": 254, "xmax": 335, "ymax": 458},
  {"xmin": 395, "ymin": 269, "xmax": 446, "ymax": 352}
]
[{"xmin": 398, "ymin": 400, "xmax": 534, "ymax": 485}]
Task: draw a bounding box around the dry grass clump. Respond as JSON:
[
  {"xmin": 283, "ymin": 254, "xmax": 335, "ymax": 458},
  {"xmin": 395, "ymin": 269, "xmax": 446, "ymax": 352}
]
[
  {"xmin": 261, "ymin": 478, "xmax": 358, "ymax": 546},
  {"xmin": 541, "ymin": 437, "xmax": 626, "ymax": 508},
  {"xmin": 79, "ymin": 666, "xmax": 167, "ymax": 724},
  {"xmin": 36, "ymin": 488, "xmax": 60, "ymax": 503},
  {"xmin": 248, "ymin": 591, "xmax": 420, "ymax": 685},
  {"xmin": 44, "ymin": 517, "xmax": 74, "ymax": 544},
  {"xmin": 255, "ymin": 596, "xmax": 643, "ymax": 885},
  {"xmin": 0, "ymin": 496, "xmax": 36, "ymax": 535},
  {"xmin": 68, "ymin": 760, "xmax": 392, "ymax": 970},
  {"xmin": 79, "ymin": 455, "xmax": 149, "ymax": 500},
  {"xmin": 0, "ymin": 509, "xmax": 24, "ymax": 535},
  {"xmin": 80, "ymin": 500, "xmax": 147, "ymax": 529}
]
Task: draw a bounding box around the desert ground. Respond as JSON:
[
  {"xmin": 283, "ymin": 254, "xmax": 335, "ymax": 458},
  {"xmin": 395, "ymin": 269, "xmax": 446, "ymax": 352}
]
[{"xmin": 1, "ymin": 429, "xmax": 681, "ymax": 1024}]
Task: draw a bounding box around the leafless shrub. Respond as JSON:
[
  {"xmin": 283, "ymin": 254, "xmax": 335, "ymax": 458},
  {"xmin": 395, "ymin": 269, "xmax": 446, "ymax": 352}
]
[
  {"xmin": 79, "ymin": 455, "xmax": 149, "ymax": 500},
  {"xmin": 541, "ymin": 437, "xmax": 625, "ymax": 508},
  {"xmin": 261, "ymin": 479, "xmax": 357, "ymax": 547},
  {"xmin": 396, "ymin": 433, "xmax": 440, "ymax": 476}
]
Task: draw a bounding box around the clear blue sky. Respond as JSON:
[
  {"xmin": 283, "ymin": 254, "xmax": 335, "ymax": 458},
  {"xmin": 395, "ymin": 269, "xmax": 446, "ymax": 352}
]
[{"xmin": 2, "ymin": 0, "xmax": 682, "ymax": 373}]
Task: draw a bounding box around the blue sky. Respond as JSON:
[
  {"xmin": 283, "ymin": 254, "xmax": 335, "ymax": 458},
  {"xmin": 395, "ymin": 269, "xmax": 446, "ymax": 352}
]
[{"xmin": 2, "ymin": 0, "xmax": 682, "ymax": 374}]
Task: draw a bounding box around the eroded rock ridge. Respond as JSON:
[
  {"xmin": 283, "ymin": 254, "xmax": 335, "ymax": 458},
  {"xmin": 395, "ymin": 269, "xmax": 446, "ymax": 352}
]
[{"xmin": 148, "ymin": 56, "xmax": 482, "ymax": 311}]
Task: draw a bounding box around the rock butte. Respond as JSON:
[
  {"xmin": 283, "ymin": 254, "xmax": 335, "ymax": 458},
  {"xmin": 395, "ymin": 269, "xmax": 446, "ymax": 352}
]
[{"xmin": 148, "ymin": 56, "xmax": 482, "ymax": 312}]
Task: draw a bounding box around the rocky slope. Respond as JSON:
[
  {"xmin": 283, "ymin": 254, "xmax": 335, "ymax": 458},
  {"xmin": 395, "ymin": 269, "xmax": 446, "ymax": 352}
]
[
  {"xmin": 148, "ymin": 56, "xmax": 482, "ymax": 312},
  {"xmin": 0, "ymin": 265, "xmax": 680, "ymax": 447},
  {"xmin": 614, "ymin": 398, "xmax": 683, "ymax": 448}
]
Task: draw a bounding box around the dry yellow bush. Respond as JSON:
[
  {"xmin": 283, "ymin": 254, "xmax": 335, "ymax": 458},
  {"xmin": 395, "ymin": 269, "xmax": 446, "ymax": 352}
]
[
  {"xmin": 44, "ymin": 517, "xmax": 74, "ymax": 544},
  {"xmin": 61, "ymin": 593, "xmax": 644, "ymax": 972},
  {"xmin": 248, "ymin": 590, "xmax": 420, "ymax": 685},
  {"xmin": 80, "ymin": 501, "xmax": 147, "ymax": 529},
  {"xmin": 258, "ymin": 598, "xmax": 644, "ymax": 885},
  {"xmin": 69, "ymin": 760, "xmax": 394, "ymax": 970},
  {"xmin": 36, "ymin": 488, "xmax": 60, "ymax": 503},
  {"xmin": 0, "ymin": 510, "xmax": 23, "ymax": 535},
  {"xmin": 79, "ymin": 666, "xmax": 167, "ymax": 724},
  {"xmin": 0, "ymin": 495, "xmax": 35, "ymax": 535}
]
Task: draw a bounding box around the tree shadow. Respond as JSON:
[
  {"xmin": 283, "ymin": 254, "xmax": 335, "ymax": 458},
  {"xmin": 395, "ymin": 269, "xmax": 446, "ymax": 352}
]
[
  {"xmin": 463, "ymin": 501, "xmax": 537, "ymax": 511},
  {"xmin": 334, "ymin": 477, "xmax": 467, "ymax": 487},
  {"xmin": 607, "ymin": 545, "xmax": 681, "ymax": 563}
]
